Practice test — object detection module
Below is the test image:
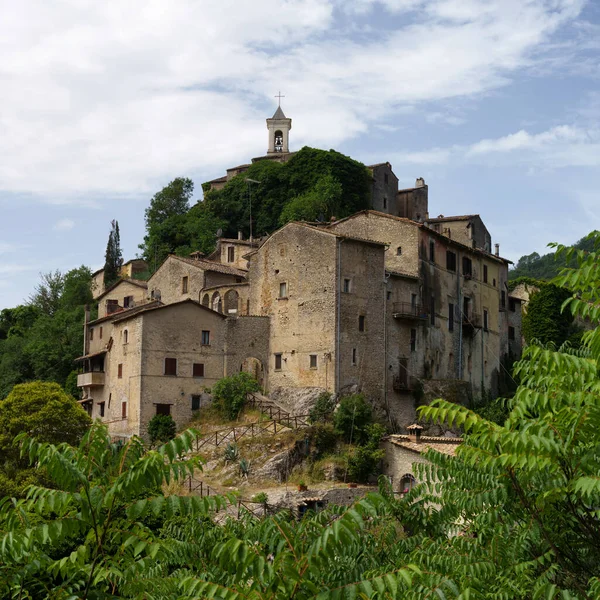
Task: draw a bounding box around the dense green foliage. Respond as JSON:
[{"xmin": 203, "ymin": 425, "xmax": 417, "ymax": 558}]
[
  {"xmin": 333, "ymin": 393, "xmax": 374, "ymax": 444},
  {"xmin": 147, "ymin": 414, "xmax": 177, "ymax": 445},
  {"xmin": 521, "ymin": 283, "xmax": 575, "ymax": 346},
  {"xmin": 212, "ymin": 372, "xmax": 261, "ymax": 421},
  {"xmin": 509, "ymin": 232, "xmax": 596, "ymax": 281},
  {"xmin": 308, "ymin": 391, "xmax": 336, "ymax": 424},
  {"xmin": 103, "ymin": 219, "xmax": 123, "ymax": 288},
  {"xmin": 0, "ymin": 382, "xmax": 91, "ymax": 498},
  {"xmin": 347, "ymin": 423, "xmax": 386, "ymax": 483},
  {"xmin": 0, "ymin": 267, "xmax": 94, "ymax": 399}
]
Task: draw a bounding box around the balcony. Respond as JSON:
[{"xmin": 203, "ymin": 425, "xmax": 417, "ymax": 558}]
[
  {"xmin": 392, "ymin": 302, "xmax": 428, "ymax": 322},
  {"xmin": 77, "ymin": 372, "xmax": 105, "ymax": 387},
  {"xmin": 462, "ymin": 312, "xmax": 482, "ymax": 334}
]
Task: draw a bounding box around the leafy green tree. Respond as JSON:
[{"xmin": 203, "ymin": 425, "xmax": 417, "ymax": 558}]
[
  {"xmin": 147, "ymin": 413, "xmax": 177, "ymax": 444},
  {"xmin": 521, "ymin": 283, "xmax": 573, "ymax": 346},
  {"xmin": 308, "ymin": 391, "xmax": 336, "ymax": 424},
  {"xmin": 334, "ymin": 393, "xmax": 373, "ymax": 444},
  {"xmin": 347, "ymin": 423, "xmax": 386, "ymax": 483},
  {"xmin": 103, "ymin": 219, "xmax": 123, "ymax": 288},
  {"xmin": 212, "ymin": 372, "xmax": 260, "ymax": 420},
  {"xmin": 28, "ymin": 270, "xmax": 64, "ymax": 316},
  {"xmin": 279, "ymin": 174, "xmax": 343, "ymax": 224}
]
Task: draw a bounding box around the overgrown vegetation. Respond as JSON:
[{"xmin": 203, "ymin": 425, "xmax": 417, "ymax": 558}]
[
  {"xmin": 147, "ymin": 414, "xmax": 177, "ymax": 445},
  {"xmin": 211, "ymin": 372, "xmax": 261, "ymax": 421}
]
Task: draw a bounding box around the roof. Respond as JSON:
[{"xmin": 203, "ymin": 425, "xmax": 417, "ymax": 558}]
[
  {"xmin": 388, "ymin": 434, "xmax": 462, "ymax": 457},
  {"xmin": 154, "ymin": 255, "xmax": 248, "ymax": 278},
  {"xmin": 96, "ymin": 278, "xmax": 148, "ymax": 301},
  {"xmin": 88, "ymin": 300, "xmax": 162, "ymax": 326},
  {"xmin": 112, "ymin": 298, "xmax": 227, "ymax": 324},
  {"xmin": 330, "ymin": 210, "xmax": 415, "ymax": 228},
  {"xmin": 205, "ymin": 175, "xmax": 228, "ymax": 184},
  {"xmin": 219, "ymin": 238, "xmax": 258, "ymax": 246},
  {"xmin": 201, "ymin": 282, "xmax": 250, "ymax": 292},
  {"xmin": 367, "ymin": 162, "xmax": 392, "ymax": 169},
  {"xmin": 386, "ymin": 269, "xmax": 419, "ymax": 280},
  {"xmin": 296, "ymin": 222, "xmax": 387, "ymax": 247},
  {"xmin": 428, "ymin": 215, "xmax": 479, "ymax": 223},
  {"xmin": 271, "ymin": 106, "xmax": 287, "ymax": 119},
  {"xmin": 226, "ymin": 164, "xmax": 251, "ymax": 172},
  {"xmin": 74, "ymin": 349, "xmax": 107, "ymax": 362}
]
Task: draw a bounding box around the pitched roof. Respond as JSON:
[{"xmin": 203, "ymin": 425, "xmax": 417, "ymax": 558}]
[
  {"xmin": 388, "ymin": 434, "xmax": 462, "ymax": 457},
  {"xmin": 112, "ymin": 298, "xmax": 227, "ymax": 324},
  {"xmin": 95, "ymin": 278, "xmax": 148, "ymax": 301},
  {"xmin": 88, "ymin": 300, "xmax": 162, "ymax": 326},
  {"xmin": 74, "ymin": 348, "xmax": 108, "ymax": 362},
  {"xmin": 427, "ymin": 215, "xmax": 479, "ymax": 223},
  {"xmin": 205, "ymin": 175, "xmax": 228, "ymax": 184},
  {"xmin": 272, "ymin": 106, "xmax": 286, "ymax": 119},
  {"xmin": 295, "ymin": 222, "xmax": 387, "ymax": 247}
]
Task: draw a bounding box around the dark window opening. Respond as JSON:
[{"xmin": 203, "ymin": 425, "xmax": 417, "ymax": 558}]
[
  {"xmin": 429, "ymin": 240, "xmax": 435, "ymax": 263},
  {"xmin": 118, "ymin": 363, "xmax": 123, "ymax": 379},
  {"xmin": 484, "ymin": 310, "xmax": 489, "ymax": 331},
  {"xmin": 501, "ymin": 291, "xmax": 506, "ymax": 309},
  {"xmin": 164, "ymin": 357, "xmax": 177, "ymax": 376},
  {"xmin": 509, "ymin": 297, "xmax": 516, "ymax": 312},
  {"xmin": 202, "ymin": 330, "xmax": 210, "ymax": 346},
  {"xmin": 446, "ymin": 251, "xmax": 456, "ymax": 272},
  {"xmin": 462, "ymin": 257, "xmax": 472, "ymax": 278},
  {"xmin": 156, "ymin": 403, "xmax": 171, "ymax": 416},
  {"xmin": 123, "ymin": 329, "xmax": 128, "ymax": 344},
  {"xmin": 397, "ymin": 246, "xmax": 402, "ymax": 255},
  {"xmin": 193, "ymin": 363, "xmax": 205, "ymax": 378},
  {"xmin": 227, "ymin": 246, "xmax": 235, "ymax": 262},
  {"xmin": 182, "ymin": 276, "xmax": 188, "ymax": 294},
  {"xmin": 191, "ymin": 395, "xmax": 201, "ymax": 411},
  {"xmin": 122, "ymin": 402, "xmax": 127, "ymax": 419},
  {"xmin": 99, "ymin": 327, "xmax": 103, "ymax": 340},
  {"xmin": 463, "ymin": 297, "xmax": 470, "ymax": 319},
  {"xmin": 359, "ymin": 315, "xmax": 366, "ymax": 332},
  {"xmin": 279, "ymin": 282, "xmax": 288, "ymax": 298},
  {"xmin": 449, "ymin": 303, "xmax": 454, "ymax": 331},
  {"xmin": 352, "ymin": 348, "xmax": 357, "ymax": 366},
  {"xmin": 90, "ymin": 328, "xmax": 94, "ymax": 341},
  {"xmin": 483, "ymin": 265, "xmax": 488, "ymax": 284},
  {"xmin": 274, "ymin": 353, "xmax": 282, "ymax": 370},
  {"xmin": 343, "ymin": 278, "xmax": 351, "ymax": 293},
  {"xmin": 509, "ymin": 326, "xmax": 516, "ymax": 341},
  {"xmin": 410, "ymin": 329, "xmax": 417, "ymax": 352},
  {"xmin": 99, "ymin": 402, "xmax": 105, "ymax": 417},
  {"xmin": 124, "ymin": 295, "xmax": 134, "ymax": 308},
  {"xmin": 383, "ymin": 196, "xmax": 387, "ymax": 209},
  {"xmin": 310, "ymin": 354, "xmax": 317, "ymax": 369}
]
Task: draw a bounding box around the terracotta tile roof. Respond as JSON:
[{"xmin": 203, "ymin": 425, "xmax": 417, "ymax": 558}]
[
  {"xmin": 218, "ymin": 238, "xmax": 258, "ymax": 246},
  {"xmin": 112, "ymin": 298, "xmax": 226, "ymax": 323},
  {"xmin": 386, "ymin": 269, "xmax": 419, "ymax": 280},
  {"xmin": 88, "ymin": 300, "xmax": 162, "ymax": 326},
  {"xmin": 169, "ymin": 255, "xmax": 248, "ymax": 277},
  {"xmin": 206, "ymin": 175, "xmax": 227, "ymax": 184},
  {"xmin": 297, "ymin": 222, "xmax": 387, "ymax": 247},
  {"xmin": 388, "ymin": 434, "xmax": 462, "ymax": 457},
  {"xmin": 74, "ymin": 349, "xmax": 108, "ymax": 362}
]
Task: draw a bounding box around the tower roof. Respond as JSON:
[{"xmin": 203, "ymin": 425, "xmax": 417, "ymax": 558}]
[{"xmin": 272, "ymin": 105, "xmax": 286, "ymax": 119}]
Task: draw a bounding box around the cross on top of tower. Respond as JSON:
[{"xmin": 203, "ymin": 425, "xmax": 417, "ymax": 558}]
[{"xmin": 275, "ymin": 91, "xmax": 285, "ymax": 106}]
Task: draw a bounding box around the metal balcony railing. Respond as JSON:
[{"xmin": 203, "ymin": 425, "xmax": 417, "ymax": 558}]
[
  {"xmin": 391, "ymin": 302, "xmax": 428, "ymax": 321},
  {"xmin": 462, "ymin": 312, "xmax": 482, "ymax": 331}
]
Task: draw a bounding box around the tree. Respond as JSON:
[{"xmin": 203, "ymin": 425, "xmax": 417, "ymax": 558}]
[
  {"xmin": 212, "ymin": 372, "xmax": 260, "ymax": 420},
  {"xmin": 521, "ymin": 283, "xmax": 573, "ymax": 346},
  {"xmin": 147, "ymin": 413, "xmax": 177, "ymax": 444},
  {"xmin": 103, "ymin": 219, "xmax": 123, "ymax": 288},
  {"xmin": 29, "ymin": 270, "xmax": 64, "ymax": 316},
  {"xmin": 333, "ymin": 393, "xmax": 373, "ymax": 444}
]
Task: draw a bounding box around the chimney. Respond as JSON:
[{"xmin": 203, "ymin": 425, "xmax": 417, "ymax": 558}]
[
  {"xmin": 83, "ymin": 304, "xmax": 90, "ymax": 355},
  {"xmin": 238, "ymin": 231, "xmax": 243, "ymax": 240},
  {"xmin": 407, "ymin": 424, "xmax": 423, "ymax": 443},
  {"xmin": 415, "ymin": 177, "xmax": 425, "ymax": 188},
  {"xmin": 495, "ymin": 243, "xmax": 500, "ymax": 257}
]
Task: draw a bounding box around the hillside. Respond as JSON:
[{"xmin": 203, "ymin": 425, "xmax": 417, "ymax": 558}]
[{"xmin": 509, "ymin": 232, "xmax": 596, "ymax": 281}]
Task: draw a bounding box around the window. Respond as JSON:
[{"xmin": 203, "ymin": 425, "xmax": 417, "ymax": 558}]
[
  {"xmin": 99, "ymin": 402, "xmax": 105, "ymax": 417},
  {"xmin": 410, "ymin": 329, "xmax": 417, "ymax": 352},
  {"xmin": 191, "ymin": 395, "xmax": 201, "ymax": 411},
  {"xmin": 463, "ymin": 297, "xmax": 470, "ymax": 319},
  {"xmin": 501, "ymin": 291, "xmax": 506, "ymax": 309},
  {"xmin": 446, "ymin": 250, "xmax": 456, "ymax": 272},
  {"xmin": 509, "ymin": 298, "xmax": 516, "ymax": 312},
  {"xmin": 508, "ymin": 326, "xmax": 516, "ymax": 341},
  {"xmin": 106, "ymin": 299, "xmax": 119, "ymax": 314},
  {"xmin": 384, "ymin": 173, "xmax": 389, "ymax": 184},
  {"xmin": 430, "ymin": 296, "xmax": 435, "ymax": 326},
  {"xmin": 279, "ymin": 282, "xmax": 288, "ymax": 298},
  {"xmin": 182, "ymin": 276, "xmax": 188, "ymax": 294},
  {"xmin": 156, "ymin": 404, "xmax": 171, "ymax": 416},
  {"xmin": 90, "ymin": 328, "xmax": 94, "ymax": 341},
  {"xmin": 99, "ymin": 326, "xmax": 103, "ymax": 340},
  {"xmin": 227, "ymin": 246, "xmax": 235, "ymax": 262},
  {"xmin": 411, "ymin": 294, "xmax": 417, "ymax": 312},
  {"xmin": 352, "ymin": 348, "xmax": 357, "ymax": 366},
  {"xmin": 122, "ymin": 402, "xmax": 127, "ymax": 419},
  {"xmin": 343, "ymin": 278, "xmax": 351, "ymax": 293},
  {"xmin": 193, "ymin": 363, "xmax": 205, "ymax": 378},
  {"xmin": 429, "ymin": 240, "xmax": 435, "ymax": 263},
  {"xmin": 123, "ymin": 329, "xmax": 128, "ymax": 344},
  {"xmin": 309, "ymin": 354, "xmax": 317, "ymax": 369},
  {"xmin": 274, "ymin": 353, "xmax": 282, "ymax": 371},
  {"xmin": 449, "ymin": 303, "xmax": 454, "ymax": 331},
  {"xmin": 201, "ymin": 330, "xmax": 210, "ymax": 345},
  {"xmin": 397, "ymin": 246, "xmax": 402, "ymax": 255},
  {"xmin": 483, "ymin": 310, "xmax": 489, "ymax": 331},
  {"xmin": 387, "ymin": 290, "xmax": 392, "ymax": 300},
  {"xmin": 118, "ymin": 363, "xmax": 123, "ymax": 379},
  {"xmin": 462, "ymin": 257, "xmax": 472, "ymax": 277},
  {"xmin": 164, "ymin": 357, "xmax": 177, "ymax": 376},
  {"xmin": 358, "ymin": 315, "xmax": 366, "ymax": 332},
  {"xmin": 124, "ymin": 295, "xmax": 134, "ymax": 308},
  {"xmin": 383, "ymin": 196, "xmax": 387, "ymax": 209},
  {"xmin": 493, "ymin": 278, "xmax": 496, "ymax": 287},
  {"xmin": 483, "ymin": 265, "xmax": 488, "ymax": 284},
  {"xmin": 400, "ymin": 474, "xmax": 416, "ymax": 494}
]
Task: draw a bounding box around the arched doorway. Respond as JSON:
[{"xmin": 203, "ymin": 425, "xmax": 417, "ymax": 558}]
[
  {"xmin": 241, "ymin": 357, "xmax": 264, "ymax": 388},
  {"xmin": 399, "ymin": 473, "xmax": 416, "ymax": 495},
  {"xmin": 224, "ymin": 289, "xmax": 239, "ymax": 315},
  {"xmin": 211, "ymin": 292, "xmax": 222, "ymax": 313},
  {"xmin": 201, "ymin": 293, "xmax": 210, "ymax": 307}
]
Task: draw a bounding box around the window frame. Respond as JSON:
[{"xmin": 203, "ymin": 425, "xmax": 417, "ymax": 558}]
[
  {"xmin": 191, "ymin": 394, "xmax": 201, "ymax": 411},
  {"xmin": 309, "ymin": 354, "xmax": 318, "ymax": 369},
  {"xmin": 274, "ymin": 353, "xmax": 283, "ymax": 371},
  {"xmin": 182, "ymin": 276, "xmax": 189, "ymax": 294},
  {"xmin": 358, "ymin": 315, "xmax": 366, "ymax": 332},
  {"xmin": 121, "ymin": 402, "xmax": 127, "ymax": 419},
  {"xmin": 351, "ymin": 348, "xmax": 357, "ymax": 366},
  {"xmin": 193, "ymin": 362, "xmax": 205, "ymax": 378},
  {"xmin": 429, "ymin": 240, "xmax": 435, "ymax": 263},
  {"xmin": 227, "ymin": 246, "xmax": 235, "ymax": 263},
  {"xmin": 446, "ymin": 250, "xmax": 457, "ymax": 272},
  {"xmin": 99, "ymin": 402, "xmax": 105, "ymax": 418},
  {"xmin": 483, "ymin": 309, "xmax": 489, "ymax": 332},
  {"xmin": 448, "ymin": 303, "xmax": 454, "ymax": 331},
  {"xmin": 164, "ymin": 357, "xmax": 178, "ymax": 376},
  {"xmin": 343, "ymin": 278, "xmax": 351, "ymax": 293},
  {"xmin": 201, "ymin": 330, "xmax": 210, "ymax": 346},
  {"xmin": 117, "ymin": 363, "xmax": 123, "ymax": 379},
  {"xmin": 410, "ymin": 328, "xmax": 417, "ymax": 352},
  {"xmin": 483, "ymin": 265, "xmax": 488, "ymax": 284},
  {"xmin": 279, "ymin": 281, "xmax": 288, "ymax": 299}
]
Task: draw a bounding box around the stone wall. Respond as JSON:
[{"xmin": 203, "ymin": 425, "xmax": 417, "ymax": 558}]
[
  {"xmin": 369, "ymin": 163, "xmax": 399, "ymax": 215},
  {"xmin": 97, "ymin": 280, "xmax": 148, "ymax": 318},
  {"xmin": 224, "ymin": 315, "xmax": 270, "ymax": 384},
  {"xmin": 381, "ymin": 440, "xmax": 431, "ymax": 491},
  {"xmin": 148, "ymin": 256, "xmax": 207, "ymax": 306}
]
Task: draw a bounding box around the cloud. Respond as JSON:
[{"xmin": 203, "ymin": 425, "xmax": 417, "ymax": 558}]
[
  {"xmin": 53, "ymin": 218, "xmax": 75, "ymax": 231},
  {"xmin": 0, "ymin": 0, "xmax": 585, "ymax": 201}
]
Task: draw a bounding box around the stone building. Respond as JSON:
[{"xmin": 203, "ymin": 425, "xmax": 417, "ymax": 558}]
[
  {"xmin": 78, "ymin": 104, "xmax": 522, "ymax": 438},
  {"xmin": 91, "ymin": 259, "xmax": 148, "ymax": 299}
]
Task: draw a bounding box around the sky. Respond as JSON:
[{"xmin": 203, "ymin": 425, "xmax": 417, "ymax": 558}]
[{"xmin": 1, "ymin": 0, "xmax": 599, "ymax": 309}]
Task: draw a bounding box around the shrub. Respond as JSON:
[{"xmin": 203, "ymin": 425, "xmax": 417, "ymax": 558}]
[
  {"xmin": 223, "ymin": 443, "xmax": 240, "ymax": 463},
  {"xmin": 239, "ymin": 458, "xmax": 250, "ymax": 477},
  {"xmin": 310, "ymin": 423, "xmax": 338, "ymax": 457},
  {"xmin": 347, "ymin": 424, "xmax": 385, "ymax": 483},
  {"xmin": 147, "ymin": 414, "xmax": 176, "ymax": 444},
  {"xmin": 334, "ymin": 394, "xmax": 373, "ymax": 444},
  {"xmin": 308, "ymin": 392, "xmax": 336, "ymax": 424},
  {"xmin": 212, "ymin": 372, "xmax": 260, "ymax": 421}
]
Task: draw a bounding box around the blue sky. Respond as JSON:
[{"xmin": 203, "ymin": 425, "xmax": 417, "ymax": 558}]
[{"xmin": 1, "ymin": 0, "xmax": 599, "ymax": 309}]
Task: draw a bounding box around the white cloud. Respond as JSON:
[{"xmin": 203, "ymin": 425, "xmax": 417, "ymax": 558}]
[
  {"xmin": 0, "ymin": 0, "xmax": 585, "ymax": 200},
  {"xmin": 53, "ymin": 218, "xmax": 75, "ymax": 231}
]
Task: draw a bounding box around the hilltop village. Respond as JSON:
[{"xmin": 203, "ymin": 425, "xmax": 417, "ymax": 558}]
[{"xmin": 78, "ymin": 105, "xmax": 523, "ymax": 440}]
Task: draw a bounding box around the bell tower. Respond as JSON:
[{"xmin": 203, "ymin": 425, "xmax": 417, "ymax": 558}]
[{"xmin": 267, "ymin": 92, "xmax": 292, "ymax": 154}]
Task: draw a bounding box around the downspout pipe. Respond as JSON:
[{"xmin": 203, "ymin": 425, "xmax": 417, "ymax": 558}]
[{"xmin": 336, "ymin": 238, "xmax": 345, "ymax": 396}]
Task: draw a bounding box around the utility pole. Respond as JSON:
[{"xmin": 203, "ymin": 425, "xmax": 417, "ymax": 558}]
[{"xmin": 245, "ymin": 178, "xmax": 261, "ymax": 241}]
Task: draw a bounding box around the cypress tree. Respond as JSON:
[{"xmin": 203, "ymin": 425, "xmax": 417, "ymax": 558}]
[{"xmin": 103, "ymin": 220, "xmax": 123, "ymax": 288}]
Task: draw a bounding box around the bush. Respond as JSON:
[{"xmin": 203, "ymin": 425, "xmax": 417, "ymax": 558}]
[
  {"xmin": 212, "ymin": 372, "xmax": 260, "ymax": 421},
  {"xmin": 223, "ymin": 443, "xmax": 240, "ymax": 463},
  {"xmin": 308, "ymin": 392, "xmax": 336, "ymax": 424},
  {"xmin": 310, "ymin": 423, "xmax": 338, "ymax": 457},
  {"xmin": 334, "ymin": 394, "xmax": 373, "ymax": 444},
  {"xmin": 347, "ymin": 424, "xmax": 386, "ymax": 483},
  {"xmin": 147, "ymin": 414, "xmax": 176, "ymax": 444}
]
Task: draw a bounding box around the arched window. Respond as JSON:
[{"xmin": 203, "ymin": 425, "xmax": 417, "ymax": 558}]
[
  {"xmin": 201, "ymin": 293, "xmax": 210, "ymax": 307},
  {"xmin": 123, "ymin": 329, "xmax": 129, "ymax": 344},
  {"xmin": 224, "ymin": 289, "xmax": 239, "ymax": 314},
  {"xmin": 399, "ymin": 473, "xmax": 416, "ymax": 494},
  {"xmin": 211, "ymin": 292, "xmax": 222, "ymax": 314},
  {"xmin": 274, "ymin": 130, "xmax": 283, "ymax": 152}
]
